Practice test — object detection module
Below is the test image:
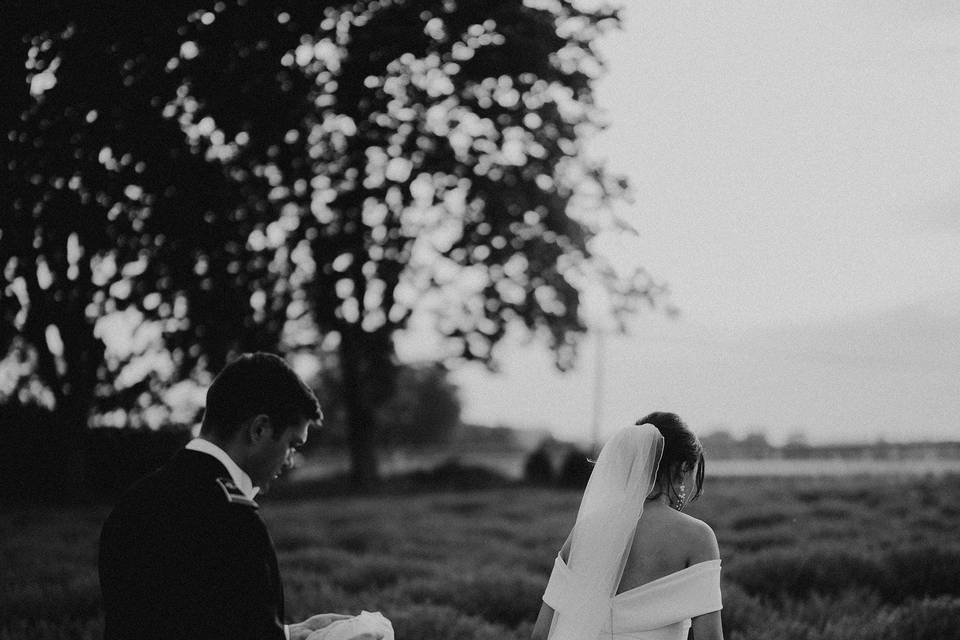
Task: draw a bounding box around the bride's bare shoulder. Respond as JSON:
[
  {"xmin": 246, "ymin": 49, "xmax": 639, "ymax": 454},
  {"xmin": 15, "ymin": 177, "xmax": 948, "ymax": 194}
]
[{"xmin": 677, "ymin": 513, "xmax": 720, "ymax": 563}]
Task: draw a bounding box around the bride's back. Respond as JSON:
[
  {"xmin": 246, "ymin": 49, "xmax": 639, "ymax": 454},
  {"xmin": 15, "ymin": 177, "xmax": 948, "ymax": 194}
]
[
  {"xmin": 534, "ymin": 416, "xmax": 724, "ymax": 640},
  {"xmin": 616, "ymin": 501, "xmax": 719, "ymax": 594}
]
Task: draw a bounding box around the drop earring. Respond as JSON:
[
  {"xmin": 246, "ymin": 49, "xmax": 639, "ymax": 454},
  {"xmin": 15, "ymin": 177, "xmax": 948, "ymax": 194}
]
[{"xmin": 674, "ymin": 482, "xmax": 687, "ymax": 511}]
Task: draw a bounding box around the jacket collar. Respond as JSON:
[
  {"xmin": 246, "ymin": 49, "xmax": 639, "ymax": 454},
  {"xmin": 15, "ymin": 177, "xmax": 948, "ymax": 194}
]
[{"xmin": 185, "ymin": 438, "xmax": 259, "ymax": 499}]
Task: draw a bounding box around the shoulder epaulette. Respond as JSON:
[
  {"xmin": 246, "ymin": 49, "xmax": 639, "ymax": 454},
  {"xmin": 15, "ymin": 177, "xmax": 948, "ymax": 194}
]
[{"xmin": 215, "ymin": 477, "xmax": 259, "ymax": 509}]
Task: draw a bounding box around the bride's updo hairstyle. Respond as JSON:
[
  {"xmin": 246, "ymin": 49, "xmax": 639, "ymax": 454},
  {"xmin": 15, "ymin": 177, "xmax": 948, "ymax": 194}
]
[{"xmin": 638, "ymin": 412, "xmax": 705, "ymax": 506}]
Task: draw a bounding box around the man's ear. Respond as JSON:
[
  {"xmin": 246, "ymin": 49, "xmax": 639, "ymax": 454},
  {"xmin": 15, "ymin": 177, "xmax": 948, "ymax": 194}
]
[{"xmin": 247, "ymin": 414, "xmax": 273, "ymax": 443}]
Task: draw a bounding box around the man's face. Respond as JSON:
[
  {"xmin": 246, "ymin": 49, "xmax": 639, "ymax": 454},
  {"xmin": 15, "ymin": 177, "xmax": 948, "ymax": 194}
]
[{"xmin": 247, "ymin": 417, "xmax": 310, "ymax": 492}]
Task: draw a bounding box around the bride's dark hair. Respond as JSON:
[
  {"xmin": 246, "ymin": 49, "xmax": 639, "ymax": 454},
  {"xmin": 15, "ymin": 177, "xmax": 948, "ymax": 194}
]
[{"xmin": 638, "ymin": 412, "xmax": 705, "ymax": 505}]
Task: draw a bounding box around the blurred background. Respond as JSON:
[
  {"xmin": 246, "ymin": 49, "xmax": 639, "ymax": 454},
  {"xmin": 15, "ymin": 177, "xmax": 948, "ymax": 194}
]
[
  {"xmin": 455, "ymin": 0, "xmax": 960, "ymax": 450},
  {"xmin": 2, "ymin": 0, "xmax": 959, "ymax": 505},
  {"xmin": 4, "ymin": 3, "xmax": 960, "ymax": 640}
]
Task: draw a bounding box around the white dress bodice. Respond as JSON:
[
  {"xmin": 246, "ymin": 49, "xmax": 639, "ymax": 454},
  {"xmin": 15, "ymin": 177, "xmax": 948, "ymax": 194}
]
[{"xmin": 543, "ymin": 556, "xmax": 723, "ymax": 640}]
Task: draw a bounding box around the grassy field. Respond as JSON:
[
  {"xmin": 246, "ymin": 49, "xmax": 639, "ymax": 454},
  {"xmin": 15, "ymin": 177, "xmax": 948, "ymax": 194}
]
[{"xmin": 3, "ymin": 472, "xmax": 960, "ymax": 640}]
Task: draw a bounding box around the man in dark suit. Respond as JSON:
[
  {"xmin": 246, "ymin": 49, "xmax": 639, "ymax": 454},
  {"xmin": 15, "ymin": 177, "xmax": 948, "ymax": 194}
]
[{"xmin": 99, "ymin": 353, "xmax": 353, "ymax": 640}]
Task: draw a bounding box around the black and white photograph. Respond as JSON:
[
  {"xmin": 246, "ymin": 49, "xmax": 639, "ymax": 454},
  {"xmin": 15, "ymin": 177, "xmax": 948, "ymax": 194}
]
[{"xmin": 3, "ymin": 1, "xmax": 959, "ymax": 639}]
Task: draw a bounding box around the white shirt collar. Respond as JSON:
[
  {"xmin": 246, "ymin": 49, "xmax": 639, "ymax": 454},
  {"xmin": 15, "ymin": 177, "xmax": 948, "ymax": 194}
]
[{"xmin": 185, "ymin": 438, "xmax": 260, "ymax": 499}]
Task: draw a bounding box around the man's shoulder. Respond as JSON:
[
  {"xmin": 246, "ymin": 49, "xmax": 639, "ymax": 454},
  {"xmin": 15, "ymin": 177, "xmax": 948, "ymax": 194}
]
[
  {"xmin": 213, "ymin": 477, "xmax": 259, "ymax": 509},
  {"xmin": 112, "ymin": 451, "xmax": 258, "ymax": 513},
  {"xmin": 164, "ymin": 454, "xmax": 261, "ymax": 513}
]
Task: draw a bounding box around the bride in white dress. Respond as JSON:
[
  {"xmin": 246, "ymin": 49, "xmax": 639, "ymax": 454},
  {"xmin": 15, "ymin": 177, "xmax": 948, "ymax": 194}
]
[{"xmin": 532, "ymin": 413, "xmax": 724, "ymax": 640}]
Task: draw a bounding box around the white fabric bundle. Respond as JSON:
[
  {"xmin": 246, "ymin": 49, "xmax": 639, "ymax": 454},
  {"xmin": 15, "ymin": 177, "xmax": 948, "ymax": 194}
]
[{"xmin": 306, "ymin": 611, "xmax": 394, "ymax": 640}]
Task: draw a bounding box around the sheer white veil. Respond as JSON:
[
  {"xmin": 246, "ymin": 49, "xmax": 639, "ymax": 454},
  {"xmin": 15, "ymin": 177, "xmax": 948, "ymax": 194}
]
[{"xmin": 547, "ymin": 423, "xmax": 664, "ymax": 640}]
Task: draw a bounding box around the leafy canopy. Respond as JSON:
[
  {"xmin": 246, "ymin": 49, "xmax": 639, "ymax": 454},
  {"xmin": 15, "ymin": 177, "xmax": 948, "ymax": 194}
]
[{"xmin": 2, "ymin": 0, "xmax": 660, "ymax": 433}]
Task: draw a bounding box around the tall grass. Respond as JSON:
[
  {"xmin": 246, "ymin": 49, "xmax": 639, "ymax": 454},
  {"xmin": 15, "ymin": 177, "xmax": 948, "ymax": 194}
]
[{"xmin": 2, "ymin": 474, "xmax": 959, "ymax": 639}]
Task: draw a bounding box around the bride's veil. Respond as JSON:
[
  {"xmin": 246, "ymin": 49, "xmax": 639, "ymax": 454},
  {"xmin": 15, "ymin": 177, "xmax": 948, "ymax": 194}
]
[{"xmin": 547, "ymin": 423, "xmax": 664, "ymax": 640}]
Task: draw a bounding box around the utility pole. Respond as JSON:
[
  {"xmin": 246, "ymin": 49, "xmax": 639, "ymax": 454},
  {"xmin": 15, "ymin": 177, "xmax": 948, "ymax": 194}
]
[{"xmin": 590, "ymin": 329, "xmax": 605, "ymax": 456}]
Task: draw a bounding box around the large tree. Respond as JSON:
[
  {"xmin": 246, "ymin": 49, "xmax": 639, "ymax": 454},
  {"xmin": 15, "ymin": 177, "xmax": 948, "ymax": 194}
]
[
  {"xmin": 2, "ymin": 1, "xmax": 295, "ymax": 494},
  {"xmin": 2, "ymin": 2, "xmax": 221, "ymax": 494},
  {"xmin": 3, "ymin": 0, "xmax": 659, "ymax": 489}
]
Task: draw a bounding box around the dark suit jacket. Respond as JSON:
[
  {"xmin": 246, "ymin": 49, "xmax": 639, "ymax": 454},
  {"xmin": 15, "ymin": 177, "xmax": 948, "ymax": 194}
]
[{"xmin": 99, "ymin": 449, "xmax": 286, "ymax": 640}]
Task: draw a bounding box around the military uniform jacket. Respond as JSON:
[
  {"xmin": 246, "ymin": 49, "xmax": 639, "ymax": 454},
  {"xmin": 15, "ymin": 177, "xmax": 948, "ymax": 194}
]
[{"xmin": 99, "ymin": 449, "xmax": 286, "ymax": 640}]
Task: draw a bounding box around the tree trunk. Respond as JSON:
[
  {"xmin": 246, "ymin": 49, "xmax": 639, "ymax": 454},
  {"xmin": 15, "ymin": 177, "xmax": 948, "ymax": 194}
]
[
  {"xmin": 339, "ymin": 328, "xmax": 381, "ymax": 488},
  {"xmin": 47, "ymin": 327, "xmax": 101, "ymax": 503},
  {"xmin": 51, "ymin": 397, "xmax": 89, "ymax": 503}
]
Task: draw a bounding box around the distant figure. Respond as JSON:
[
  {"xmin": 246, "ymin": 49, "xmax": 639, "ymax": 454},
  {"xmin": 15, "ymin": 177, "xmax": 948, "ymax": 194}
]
[
  {"xmin": 531, "ymin": 412, "xmax": 723, "ymax": 640},
  {"xmin": 99, "ymin": 353, "xmax": 390, "ymax": 640}
]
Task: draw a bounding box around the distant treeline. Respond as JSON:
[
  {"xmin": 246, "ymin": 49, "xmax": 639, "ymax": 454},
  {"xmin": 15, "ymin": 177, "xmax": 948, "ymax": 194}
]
[
  {"xmin": 0, "ymin": 403, "xmax": 190, "ymax": 504},
  {"xmin": 483, "ymin": 426, "xmax": 960, "ymax": 462},
  {"xmin": 699, "ymin": 430, "xmax": 960, "ymax": 460},
  {"xmin": 0, "ymin": 402, "xmax": 526, "ymax": 504}
]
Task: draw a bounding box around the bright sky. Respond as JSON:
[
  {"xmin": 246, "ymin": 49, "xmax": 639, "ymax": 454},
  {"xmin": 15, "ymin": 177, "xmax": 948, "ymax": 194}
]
[{"xmin": 448, "ymin": 0, "xmax": 960, "ymax": 445}]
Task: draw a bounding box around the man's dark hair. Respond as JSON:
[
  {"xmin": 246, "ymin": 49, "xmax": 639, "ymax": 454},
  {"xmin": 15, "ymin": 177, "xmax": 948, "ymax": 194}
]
[{"xmin": 200, "ymin": 352, "xmax": 322, "ymax": 440}]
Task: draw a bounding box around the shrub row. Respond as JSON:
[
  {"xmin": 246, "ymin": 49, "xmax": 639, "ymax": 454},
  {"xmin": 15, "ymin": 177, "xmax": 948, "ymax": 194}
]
[
  {"xmin": 523, "ymin": 447, "xmax": 593, "ymax": 488},
  {"xmin": 725, "ymin": 544, "xmax": 960, "ymax": 603},
  {"xmin": 0, "ymin": 406, "xmax": 189, "ymax": 504},
  {"xmin": 723, "ymin": 593, "xmax": 960, "ymax": 640}
]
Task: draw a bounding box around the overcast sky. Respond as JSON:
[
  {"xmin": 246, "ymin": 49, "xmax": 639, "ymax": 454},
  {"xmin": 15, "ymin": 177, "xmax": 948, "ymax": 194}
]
[{"xmin": 447, "ymin": 0, "xmax": 960, "ymax": 445}]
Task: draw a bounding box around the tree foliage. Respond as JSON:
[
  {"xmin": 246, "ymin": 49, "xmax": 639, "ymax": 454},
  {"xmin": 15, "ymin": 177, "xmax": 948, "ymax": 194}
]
[
  {"xmin": 377, "ymin": 363, "xmax": 462, "ymax": 447},
  {"xmin": 3, "ymin": 0, "xmax": 660, "ymax": 488},
  {"xmin": 313, "ymin": 362, "xmax": 462, "ymax": 448}
]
